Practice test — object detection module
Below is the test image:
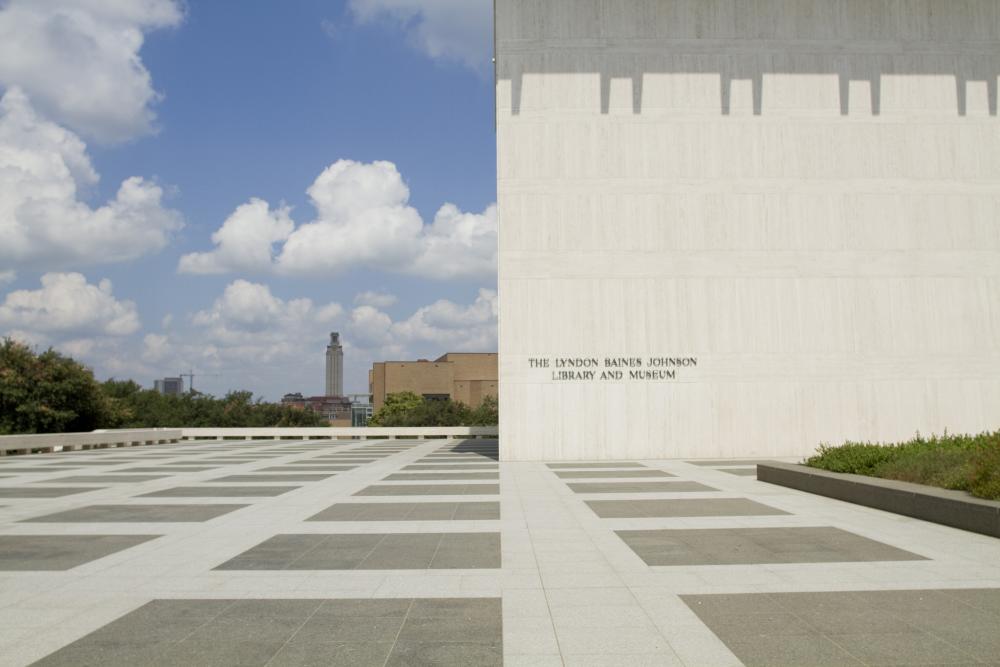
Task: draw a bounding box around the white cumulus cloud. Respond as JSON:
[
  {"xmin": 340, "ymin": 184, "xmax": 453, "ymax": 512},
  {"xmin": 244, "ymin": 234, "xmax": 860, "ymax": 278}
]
[
  {"xmin": 354, "ymin": 290, "xmax": 398, "ymax": 308},
  {"xmin": 276, "ymin": 160, "xmax": 424, "ymax": 274},
  {"xmin": 141, "ymin": 332, "xmax": 171, "ymax": 363},
  {"xmin": 0, "ymin": 88, "xmax": 183, "ymax": 270},
  {"xmin": 0, "ymin": 0, "xmax": 184, "ymax": 143},
  {"xmin": 178, "ymin": 159, "xmax": 496, "ymax": 281},
  {"xmin": 409, "ymin": 203, "xmax": 498, "ymax": 280},
  {"xmin": 191, "ymin": 280, "xmax": 343, "ymax": 351},
  {"xmin": 349, "ymin": 288, "xmax": 497, "ymax": 353},
  {"xmin": 348, "ymin": 0, "xmax": 492, "ymax": 71},
  {"xmin": 178, "ymin": 199, "xmax": 293, "ymax": 275},
  {"xmin": 0, "ymin": 272, "xmax": 140, "ymax": 337}
]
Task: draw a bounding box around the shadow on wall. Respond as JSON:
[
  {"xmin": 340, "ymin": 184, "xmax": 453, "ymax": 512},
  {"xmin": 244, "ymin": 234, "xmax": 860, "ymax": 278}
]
[
  {"xmin": 502, "ymin": 57, "xmax": 999, "ymax": 117},
  {"xmin": 496, "ymin": 2, "xmax": 1000, "ymax": 117}
]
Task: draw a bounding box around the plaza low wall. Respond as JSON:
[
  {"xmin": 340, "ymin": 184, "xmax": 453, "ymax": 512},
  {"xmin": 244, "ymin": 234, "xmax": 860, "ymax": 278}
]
[
  {"xmin": 0, "ymin": 429, "xmax": 183, "ymax": 456},
  {"xmin": 178, "ymin": 427, "xmax": 499, "ymax": 441},
  {"xmin": 759, "ymin": 462, "xmax": 1000, "ymax": 539}
]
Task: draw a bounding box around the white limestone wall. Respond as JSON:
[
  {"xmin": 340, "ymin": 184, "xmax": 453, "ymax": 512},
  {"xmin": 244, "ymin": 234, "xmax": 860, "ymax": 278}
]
[{"xmin": 496, "ymin": 0, "xmax": 1000, "ymax": 460}]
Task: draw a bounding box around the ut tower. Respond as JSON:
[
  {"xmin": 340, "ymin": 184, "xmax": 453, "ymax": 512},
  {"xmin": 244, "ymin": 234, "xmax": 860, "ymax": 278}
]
[{"xmin": 495, "ymin": 1, "xmax": 1000, "ymax": 460}]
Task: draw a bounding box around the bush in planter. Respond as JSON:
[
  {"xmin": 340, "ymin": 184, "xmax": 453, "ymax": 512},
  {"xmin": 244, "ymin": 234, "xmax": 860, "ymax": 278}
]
[
  {"xmin": 806, "ymin": 442, "xmax": 901, "ymax": 475},
  {"xmin": 968, "ymin": 442, "xmax": 1000, "ymax": 501},
  {"xmin": 806, "ymin": 430, "xmax": 1000, "ymax": 500}
]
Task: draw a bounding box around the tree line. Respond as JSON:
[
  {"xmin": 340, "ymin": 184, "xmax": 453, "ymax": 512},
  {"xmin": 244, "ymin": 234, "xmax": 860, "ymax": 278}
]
[
  {"xmin": 368, "ymin": 391, "xmax": 498, "ymax": 427},
  {"xmin": 0, "ymin": 339, "xmax": 327, "ymax": 434},
  {"xmin": 1, "ymin": 339, "xmax": 499, "ymax": 434}
]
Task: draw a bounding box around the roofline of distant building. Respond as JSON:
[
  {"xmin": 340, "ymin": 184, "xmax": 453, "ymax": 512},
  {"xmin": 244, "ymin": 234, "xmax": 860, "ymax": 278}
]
[{"xmin": 371, "ymin": 352, "xmax": 497, "ymax": 365}]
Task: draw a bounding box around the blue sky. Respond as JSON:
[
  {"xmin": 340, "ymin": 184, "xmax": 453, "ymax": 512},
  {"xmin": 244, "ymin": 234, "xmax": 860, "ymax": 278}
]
[{"xmin": 0, "ymin": 0, "xmax": 497, "ymax": 399}]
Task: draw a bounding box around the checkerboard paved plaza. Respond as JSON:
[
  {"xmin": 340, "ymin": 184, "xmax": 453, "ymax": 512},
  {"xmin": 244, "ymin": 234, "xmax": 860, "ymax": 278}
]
[{"xmin": 1, "ymin": 439, "xmax": 999, "ymax": 665}]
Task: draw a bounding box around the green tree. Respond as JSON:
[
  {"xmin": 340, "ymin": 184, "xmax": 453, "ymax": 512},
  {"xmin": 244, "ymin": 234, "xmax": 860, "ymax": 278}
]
[
  {"xmin": 467, "ymin": 395, "xmax": 499, "ymax": 426},
  {"xmin": 368, "ymin": 391, "xmax": 425, "ymax": 426},
  {"xmin": 405, "ymin": 398, "xmax": 472, "ymax": 426},
  {"xmin": 0, "ymin": 338, "xmax": 110, "ymax": 434},
  {"xmin": 97, "ymin": 382, "xmax": 328, "ymax": 428},
  {"xmin": 368, "ymin": 392, "xmax": 498, "ymax": 427}
]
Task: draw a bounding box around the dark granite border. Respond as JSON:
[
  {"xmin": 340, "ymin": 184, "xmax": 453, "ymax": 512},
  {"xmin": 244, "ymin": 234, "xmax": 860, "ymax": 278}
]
[{"xmin": 758, "ymin": 462, "xmax": 1000, "ymax": 539}]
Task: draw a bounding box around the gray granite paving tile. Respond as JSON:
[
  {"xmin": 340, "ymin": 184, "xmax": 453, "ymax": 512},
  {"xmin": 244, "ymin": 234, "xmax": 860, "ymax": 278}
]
[
  {"xmin": 621, "ymin": 527, "xmax": 926, "ymax": 566},
  {"xmin": 385, "ymin": 599, "xmax": 502, "ymax": 666},
  {"xmin": 307, "ymin": 501, "xmax": 499, "ymax": 521},
  {"xmin": 294, "ymin": 602, "xmax": 407, "ymax": 641},
  {"xmin": 797, "ymin": 606, "xmax": 922, "ymax": 635},
  {"xmin": 385, "ymin": 640, "xmax": 502, "ymax": 667},
  {"xmin": 35, "ymin": 475, "xmax": 168, "ymax": 483},
  {"xmin": 547, "ymin": 462, "xmax": 647, "ymax": 469},
  {"xmin": 23, "ymin": 504, "xmax": 248, "ymax": 523},
  {"xmin": 354, "ymin": 484, "xmax": 500, "ymax": 496},
  {"xmin": 554, "ymin": 469, "xmax": 674, "ymax": 478},
  {"xmin": 203, "ymin": 458, "xmax": 259, "ymax": 462},
  {"xmin": 51, "ymin": 461, "xmax": 130, "ymax": 466},
  {"xmin": 383, "ymin": 472, "xmax": 500, "ymax": 481},
  {"xmin": 209, "ymin": 474, "xmax": 333, "ymax": 482},
  {"xmin": 724, "ymin": 635, "xmax": 863, "ymax": 666},
  {"xmin": 163, "ymin": 460, "xmax": 218, "ymax": 464},
  {"xmin": 257, "ymin": 465, "xmax": 356, "ymax": 471},
  {"xmin": 267, "ymin": 641, "xmax": 394, "ymax": 667},
  {"xmin": 719, "ymin": 467, "xmax": 759, "ymax": 476},
  {"xmin": 139, "ymin": 486, "xmax": 300, "ymax": 498},
  {"xmin": 942, "ymin": 588, "xmax": 1000, "ymax": 615},
  {"xmin": 403, "ymin": 464, "xmax": 498, "ymax": 470},
  {"xmin": 682, "ymin": 590, "xmax": 1000, "ymax": 667},
  {"xmin": 687, "ymin": 611, "xmax": 816, "ymax": 640},
  {"xmin": 835, "ymin": 631, "xmax": 977, "ymax": 665},
  {"xmin": 431, "ymin": 533, "xmax": 502, "ymax": 569},
  {"xmin": 586, "ymin": 498, "xmax": 789, "ymax": 518},
  {"xmin": 453, "ymin": 502, "xmax": 502, "ymax": 520},
  {"xmin": 215, "ymin": 533, "xmax": 501, "ymax": 570},
  {"xmin": 420, "ymin": 457, "xmax": 495, "ymax": 463},
  {"xmin": 0, "ymin": 486, "xmax": 104, "ymax": 498},
  {"xmin": 358, "ymin": 534, "xmax": 441, "ymax": 569},
  {"xmin": 309, "ymin": 458, "xmax": 376, "ymax": 463},
  {"xmin": 118, "ymin": 466, "xmax": 215, "ymax": 472},
  {"xmin": 0, "ymin": 535, "xmax": 158, "ymax": 571},
  {"xmin": 568, "ymin": 481, "xmax": 717, "ymax": 493}
]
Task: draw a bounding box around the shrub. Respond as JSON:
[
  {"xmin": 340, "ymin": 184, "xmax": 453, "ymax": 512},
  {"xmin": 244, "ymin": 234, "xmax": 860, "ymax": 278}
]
[
  {"xmin": 368, "ymin": 392, "xmax": 498, "ymax": 427},
  {"xmin": 968, "ymin": 441, "xmax": 1000, "ymax": 501},
  {"xmin": 873, "ymin": 446, "xmax": 974, "ymax": 492},
  {"xmin": 806, "ymin": 429, "xmax": 1000, "ymax": 500},
  {"xmin": 806, "ymin": 442, "xmax": 900, "ymax": 474}
]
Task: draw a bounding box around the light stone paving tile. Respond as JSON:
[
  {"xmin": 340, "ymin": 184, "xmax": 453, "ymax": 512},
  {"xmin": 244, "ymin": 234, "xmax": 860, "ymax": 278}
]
[
  {"xmin": 4, "ymin": 445, "xmax": 1000, "ymax": 665},
  {"xmin": 503, "ymin": 656, "xmax": 564, "ymax": 666}
]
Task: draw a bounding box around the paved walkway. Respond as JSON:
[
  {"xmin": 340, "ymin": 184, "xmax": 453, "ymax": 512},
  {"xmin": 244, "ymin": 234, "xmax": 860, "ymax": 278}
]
[{"xmin": 0, "ymin": 439, "xmax": 998, "ymax": 665}]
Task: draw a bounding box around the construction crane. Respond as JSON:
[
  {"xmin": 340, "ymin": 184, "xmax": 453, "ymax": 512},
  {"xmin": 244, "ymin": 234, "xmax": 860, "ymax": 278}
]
[{"xmin": 179, "ymin": 370, "xmax": 220, "ymax": 394}]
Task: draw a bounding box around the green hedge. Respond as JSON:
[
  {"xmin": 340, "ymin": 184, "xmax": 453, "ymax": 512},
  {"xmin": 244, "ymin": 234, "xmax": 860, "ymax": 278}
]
[{"xmin": 805, "ymin": 430, "xmax": 1000, "ymax": 501}]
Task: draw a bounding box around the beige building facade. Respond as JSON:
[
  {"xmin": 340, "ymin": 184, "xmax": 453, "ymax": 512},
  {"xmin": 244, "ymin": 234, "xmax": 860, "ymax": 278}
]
[
  {"xmin": 369, "ymin": 353, "xmax": 498, "ymax": 411},
  {"xmin": 496, "ymin": 1, "xmax": 1000, "ymax": 461}
]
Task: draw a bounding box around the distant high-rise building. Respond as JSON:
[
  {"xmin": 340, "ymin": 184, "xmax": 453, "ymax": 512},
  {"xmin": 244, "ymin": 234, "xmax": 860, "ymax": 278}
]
[
  {"xmin": 325, "ymin": 332, "xmax": 344, "ymax": 397},
  {"xmin": 154, "ymin": 377, "xmax": 183, "ymax": 396}
]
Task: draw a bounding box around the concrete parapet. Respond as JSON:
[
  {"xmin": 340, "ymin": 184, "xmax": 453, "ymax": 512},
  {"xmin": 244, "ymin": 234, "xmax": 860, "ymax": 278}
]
[
  {"xmin": 0, "ymin": 429, "xmax": 182, "ymax": 456},
  {"xmin": 759, "ymin": 462, "xmax": 1000, "ymax": 539},
  {"xmin": 179, "ymin": 427, "xmax": 499, "ymax": 441}
]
